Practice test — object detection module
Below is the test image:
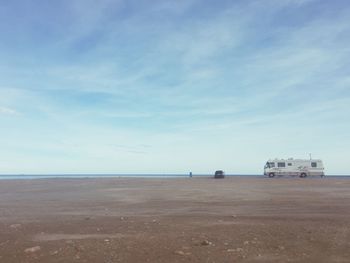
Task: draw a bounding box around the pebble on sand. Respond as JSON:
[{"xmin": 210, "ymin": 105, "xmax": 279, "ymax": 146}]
[
  {"xmin": 227, "ymin": 248, "xmax": 244, "ymax": 253},
  {"xmin": 10, "ymin": 224, "xmax": 22, "ymax": 229},
  {"xmin": 24, "ymin": 246, "xmax": 41, "ymax": 253},
  {"xmin": 175, "ymin": 250, "xmax": 191, "ymax": 256},
  {"xmin": 201, "ymin": 240, "xmax": 212, "ymax": 246}
]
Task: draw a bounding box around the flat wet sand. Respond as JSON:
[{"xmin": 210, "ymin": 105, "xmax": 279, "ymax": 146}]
[{"xmin": 0, "ymin": 177, "xmax": 349, "ymax": 262}]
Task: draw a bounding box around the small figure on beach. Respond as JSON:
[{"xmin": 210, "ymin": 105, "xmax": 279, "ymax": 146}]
[{"xmin": 189, "ymin": 171, "xmax": 192, "ymax": 178}]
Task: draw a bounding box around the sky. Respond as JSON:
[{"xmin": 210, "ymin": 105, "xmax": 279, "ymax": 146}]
[{"xmin": 0, "ymin": 0, "xmax": 350, "ymax": 175}]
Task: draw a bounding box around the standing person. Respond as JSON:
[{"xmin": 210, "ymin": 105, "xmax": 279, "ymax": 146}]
[{"xmin": 189, "ymin": 171, "xmax": 192, "ymax": 178}]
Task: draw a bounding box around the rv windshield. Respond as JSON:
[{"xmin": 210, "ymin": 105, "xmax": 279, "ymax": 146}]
[{"xmin": 265, "ymin": 162, "xmax": 275, "ymax": 168}]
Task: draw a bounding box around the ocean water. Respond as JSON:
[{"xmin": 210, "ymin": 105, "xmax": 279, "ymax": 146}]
[
  {"xmin": 0, "ymin": 174, "xmax": 261, "ymax": 180},
  {"xmin": 0, "ymin": 174, "xmax": 348, "ymax": 180}
]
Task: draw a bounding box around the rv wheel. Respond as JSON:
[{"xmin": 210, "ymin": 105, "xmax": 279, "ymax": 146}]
[
  {"xmin": 268, "ymin": 173, "xmax": 275, "ymax": 178},
  {"xmin": 300, "ymin": 173, "xmax": 307, "ymax": 178}
]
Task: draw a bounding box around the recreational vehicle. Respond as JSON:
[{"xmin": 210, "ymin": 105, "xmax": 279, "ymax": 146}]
[{"xmin": 264, "ymin": 158, "xmax": 325, "ymax": 178}]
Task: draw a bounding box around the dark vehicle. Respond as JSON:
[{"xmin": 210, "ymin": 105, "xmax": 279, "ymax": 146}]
[{"xmin": 214, "ymin": 170, "xmax": 225, "ymax": 179}]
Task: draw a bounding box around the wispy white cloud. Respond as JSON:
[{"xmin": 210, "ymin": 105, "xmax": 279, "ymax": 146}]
[
  {"xmin": 0, "ymin": 106, "xmax": 18, "ymax": 115},
  {"xmin": 159, "ymin": 12, "xmax": 244, "ymax": 67}
]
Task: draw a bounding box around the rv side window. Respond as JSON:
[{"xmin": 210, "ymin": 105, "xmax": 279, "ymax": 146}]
[
  {"xmin": 278, "ymin": 162, "xmax": 286, "ymax": 168},
  {"xmin": 288, "ymin": 163, "xmax": 292, "ymax": 166},
  {"xmin": 311, "ymin": 162, "xmax": 317, "ymax": 167},
  {"xmin": 269, "ymin": 162, "xmax": 275, "ymax": 168}
]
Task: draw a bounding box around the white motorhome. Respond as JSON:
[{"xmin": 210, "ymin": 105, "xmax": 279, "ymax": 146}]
[{"xmin": 264, "ymin": 158, "xmax": 325, "ymax": 178}]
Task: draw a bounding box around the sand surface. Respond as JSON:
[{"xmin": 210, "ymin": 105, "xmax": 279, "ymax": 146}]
[{"xmin": 0, "ymin": 177, "xmax": 349, "ymax": 262}]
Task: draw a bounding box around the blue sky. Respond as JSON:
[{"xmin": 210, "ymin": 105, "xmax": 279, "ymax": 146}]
[{"xmin": 0, "ymin": 0, "xmax": 350, "ymax": 174}]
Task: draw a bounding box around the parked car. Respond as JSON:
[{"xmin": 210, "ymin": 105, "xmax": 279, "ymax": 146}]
[{"xmin": 214, "ymin": 170, "xmax": 225, "ymax": 179}]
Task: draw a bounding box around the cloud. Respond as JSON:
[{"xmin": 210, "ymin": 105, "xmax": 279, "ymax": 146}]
[
  {"xmin": 0, "ymin": 106, "xmax": 18, "ymax": 115},
  {"xmin": 158, "ymin": 12, "xmax": 244, "ymax": 67}
]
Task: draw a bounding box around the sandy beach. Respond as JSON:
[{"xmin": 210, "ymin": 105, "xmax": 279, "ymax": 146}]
[{"xmin": 0, "ymin": 177, "xmax": 349, "ymax": 262}]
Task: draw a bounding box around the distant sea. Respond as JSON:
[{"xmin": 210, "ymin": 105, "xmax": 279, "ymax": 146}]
[
  {"xmin": 0, "ymin": 174, "xmax": 258, "ymax": 180},
  {"xmin": 0, "ymin": 174, "xmax": 349, "ymax": 180}
]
